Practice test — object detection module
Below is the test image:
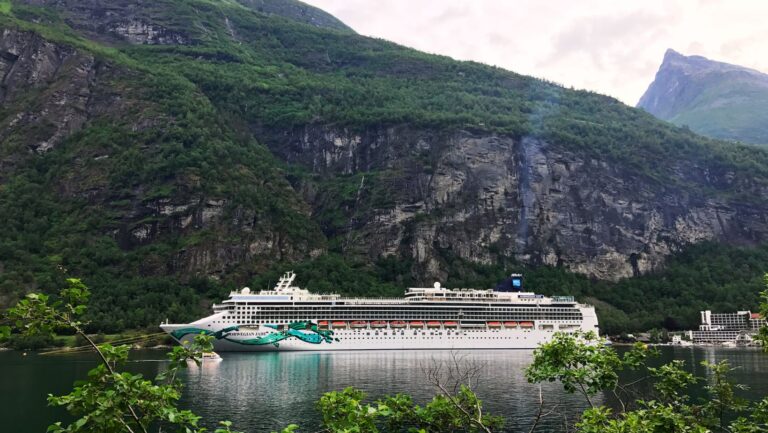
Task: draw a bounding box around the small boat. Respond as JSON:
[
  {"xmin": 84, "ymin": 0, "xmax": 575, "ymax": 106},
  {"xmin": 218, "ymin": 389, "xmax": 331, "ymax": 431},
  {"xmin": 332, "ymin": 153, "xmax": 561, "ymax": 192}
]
[
  {"xmin": 332, "ymin": 321, "xmax": 348, "ymax": 329},
  {"xmin": 504, "ymin": 321, "xmax": 518, "ymax": 328},
  {"xmin": 443, "ymin": 321, "xmax": 458, "ymax": 328},
  {"xmin": 351, "ymin": 321, "xmax": 368, "ymax": 329},
  {"xmin": 488, "ymin": 321, "xmax": 502, "ymax": 328},
  {"xmin": 427, "ymin": 321, "xmax": 442, "ymax": 328},
  {"xmin": 410, "ymin": 321, "xmax": 425, "ymax": 328},
  {"xmin": 390, "ymin": 321, "xmax": 407, "ymax": 328},
  {"xmin": 318, "ymin": 320, "xmax": 329, "ymax": 329},
  {"xmin": 190, "ymin": 351, "xmax": 222, "ymax": 363},
  {"xmin": 520, "ymin": 322, "xmax": 534, "ymax": 328},
  {"xmin": 371, "ymin": 321, "xmax": 388, "ymax": 328}
]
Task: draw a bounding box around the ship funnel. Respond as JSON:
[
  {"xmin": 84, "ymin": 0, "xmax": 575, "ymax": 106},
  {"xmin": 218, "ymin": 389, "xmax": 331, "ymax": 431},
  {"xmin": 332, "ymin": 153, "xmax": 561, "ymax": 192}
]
[{"xmin": 495, "ymin": 273, "xmax": 523, "ymax": 292}]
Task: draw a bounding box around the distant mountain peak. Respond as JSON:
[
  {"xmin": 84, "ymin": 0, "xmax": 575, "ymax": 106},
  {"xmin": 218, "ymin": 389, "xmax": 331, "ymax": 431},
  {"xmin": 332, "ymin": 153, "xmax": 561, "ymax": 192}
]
[
  {"xmin": 637, "ymin": 49, "xmax": 768, "ymax": 144},
  {"xmin": 663, "ymin": 48, "xmax": 683, "ymax": 58}
]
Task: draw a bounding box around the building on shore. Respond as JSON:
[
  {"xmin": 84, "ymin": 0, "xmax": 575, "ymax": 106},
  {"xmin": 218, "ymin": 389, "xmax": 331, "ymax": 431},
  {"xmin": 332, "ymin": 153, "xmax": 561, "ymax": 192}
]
[{"xmin": 684, "ymin": 310, "xmax": 765, "ymax": 344}]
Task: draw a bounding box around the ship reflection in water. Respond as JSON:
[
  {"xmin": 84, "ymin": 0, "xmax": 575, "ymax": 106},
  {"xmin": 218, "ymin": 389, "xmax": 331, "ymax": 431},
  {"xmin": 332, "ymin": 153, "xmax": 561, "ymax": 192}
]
[
  {"xmin": 179, "ymin": 349, "xmax": 602, "ymax": 432},
  {"xmin": 2, "ymin": 347, "xmax": 768, "ymax": 433}
]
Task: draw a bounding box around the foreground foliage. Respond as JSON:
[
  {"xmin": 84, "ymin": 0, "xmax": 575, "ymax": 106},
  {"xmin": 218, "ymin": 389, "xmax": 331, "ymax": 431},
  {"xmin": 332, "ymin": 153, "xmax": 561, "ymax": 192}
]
[
  {"xmin": 314, "ymin": 386, "xmax": 502, "ymax": 433},
  {"xmin": 4, "ymin": 279, "xmax": 768, "ymax": 432},
  {"xmin": 527, "ymin": 332, "xmax": 768, "ymax": 433},
  {"xmin": 0, "ymin": 279, "xmax": 240, "ymax": 433}
]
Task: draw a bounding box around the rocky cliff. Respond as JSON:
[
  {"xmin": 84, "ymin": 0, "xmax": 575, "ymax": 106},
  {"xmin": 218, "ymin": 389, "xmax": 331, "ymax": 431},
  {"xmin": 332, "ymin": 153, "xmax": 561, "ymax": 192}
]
[
  {"xmin": 3, "ymin": 0, "xmax": 768, "ymax": 330},
  {"xmin": 264, "ymin": 125, "xmax": 768, "ymax": 280},
  {"xmin": 638, "ymin": 49, "xmax": 768, "ymax": 145},
  {"xmin": 0, "ymin": 23, "xmax": 324, "ymax": 293}
]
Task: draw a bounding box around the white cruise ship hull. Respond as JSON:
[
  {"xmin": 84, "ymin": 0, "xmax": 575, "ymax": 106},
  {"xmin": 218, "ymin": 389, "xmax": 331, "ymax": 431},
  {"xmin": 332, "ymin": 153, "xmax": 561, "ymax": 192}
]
[
  {"xmin": 162, "ymin": 324, "xmax": 566, "ymax": 351},
  {"xmin": 160, "ymin": 271, "xmax": 599, "ymax": 352}
]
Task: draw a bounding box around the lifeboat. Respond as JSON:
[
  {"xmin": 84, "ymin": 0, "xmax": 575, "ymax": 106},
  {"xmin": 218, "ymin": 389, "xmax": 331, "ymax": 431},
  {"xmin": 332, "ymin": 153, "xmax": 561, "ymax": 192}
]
[
  {"xmin": 410, "ymin": 321, "xmax": 425, "ymax": 328},
  {"xmin": 318, "ymin": 320, "xmax": 329, "ymax": 329},
  {"xmin": 427, "ymin": 321, "xmax": 442, "ymax": 328},
  {"xmin": 332, "ymin": 321, "xmax": 348, "ymax": 329},
  {"xmin": 351, "ymin": 321, "xmax": 368, "ymax": 329},
  {"xmin": 371, "ymin": 321, "xmax": 388, "ymax": 328},
  {"xmin": 390, "ymin": 321, "xmax": 407, "ymax": 328},
  {"xmin": 488, "ymin": 321, "xmax": 502, "ymax": 328},
  {"xmin": 520, "ymin": 321, "xmax": 534, "ymax": 328},
  {"xmin": 504, "ymin": 321, "xmax": 518, "ymax": 328},
  {"xmin": 443, "ymin": 321, "xmax": 458, "ymax": 328}
]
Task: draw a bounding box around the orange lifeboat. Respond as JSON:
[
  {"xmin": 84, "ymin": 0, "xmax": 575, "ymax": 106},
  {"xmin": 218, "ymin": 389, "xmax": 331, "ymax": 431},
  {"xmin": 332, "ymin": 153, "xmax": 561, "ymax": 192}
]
[
  {"xmin": 488, "ymin": 321, "xmax": 502, "ymax": 328},
  {"xmin": 443, "ymin": 321, "xmax": 458, "ymax": 328},
  {"xmin": 332, "ymin": 321, "xmax": 348, "ymax": 329},
  {"xmin": 410, "ymin": 321, "xmax": 425, "ymax": 328},
  {"xmin": 504, "ymin": 321, "xmax": 518, "ymax": 328},
  {"xmin": 427, "ymin": 321, "xmax": 442, "ymax": 328},
  {"xmin": 371, "ymin": 321, "xmax": 387, "ymax": 328},
  {"xmin": 520, "ymin": 321, "xmax": 534, "ymax": 328},
  {"xmin": 390, "ymin": 321, "xmax": 407, "ymax": 328},
  {"xmin": 351, "ymin": 321, "xmax": 368, "ymax": 329},
  {"xmin": 318, "ymin": 320, "xmax": 329, "ymax": 329}
]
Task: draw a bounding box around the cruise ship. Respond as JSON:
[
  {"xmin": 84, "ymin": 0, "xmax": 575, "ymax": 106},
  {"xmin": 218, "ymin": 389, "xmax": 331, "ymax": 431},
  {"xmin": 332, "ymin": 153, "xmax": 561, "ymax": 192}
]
[{"xmin": 161, "ymin": 272, "xmax": 599, "ymax": 351}]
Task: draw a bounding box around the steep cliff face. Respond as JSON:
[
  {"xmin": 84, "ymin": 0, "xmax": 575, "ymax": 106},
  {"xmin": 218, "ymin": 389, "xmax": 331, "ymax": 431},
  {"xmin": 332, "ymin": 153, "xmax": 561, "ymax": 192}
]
[
  {"xmin": 638, "ymin": 49, "xmax": 768, "ymax": 144},
  {"xmin": 0, "ymin": 28, "xmax": 106, "ymax": 155},
  {"xmin": 3, "ymin": 0, "xmax": 768, "ymax": 330},
  {"xmin": 0, "ymin": 26, "xmax": 324, "ymax": 291},
  {"xmin": 264, "ymin": 125, "xmax": 768, "ymax": 280}
]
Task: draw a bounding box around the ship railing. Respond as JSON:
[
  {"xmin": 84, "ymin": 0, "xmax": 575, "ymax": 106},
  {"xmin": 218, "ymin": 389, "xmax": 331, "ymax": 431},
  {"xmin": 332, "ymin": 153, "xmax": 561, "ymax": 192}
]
[
  {"xmin": 342, "ymin": 298, "xmax": 409, "ymax": 305},
  {"xmin": 552, "ymin": 296, "xmax": 575, "ymax": 303}
]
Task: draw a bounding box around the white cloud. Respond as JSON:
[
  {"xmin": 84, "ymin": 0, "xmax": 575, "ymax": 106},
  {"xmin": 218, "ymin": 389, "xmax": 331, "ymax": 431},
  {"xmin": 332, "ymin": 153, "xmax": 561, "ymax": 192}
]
[{"xmin": 303, "ymin": 0, "xmax": 768, "ymax": 105}]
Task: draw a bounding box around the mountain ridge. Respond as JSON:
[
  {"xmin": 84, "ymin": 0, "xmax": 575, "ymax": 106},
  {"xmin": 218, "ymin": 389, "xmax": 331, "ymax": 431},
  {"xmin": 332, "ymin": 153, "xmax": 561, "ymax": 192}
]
[
  {"xmin": 638, "ymin": 49, "xmax": 768, "ymax": 144},
  {"xmin": 1, "ymin": 1, "xmax": 768, "ymax": 333}
]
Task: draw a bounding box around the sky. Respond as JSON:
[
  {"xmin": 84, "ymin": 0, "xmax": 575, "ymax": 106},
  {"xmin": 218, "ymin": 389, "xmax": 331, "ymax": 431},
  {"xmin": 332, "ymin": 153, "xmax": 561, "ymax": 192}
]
[{"xmin": 302, "ymin": 0, "xmax": 768, "ymax": 105}]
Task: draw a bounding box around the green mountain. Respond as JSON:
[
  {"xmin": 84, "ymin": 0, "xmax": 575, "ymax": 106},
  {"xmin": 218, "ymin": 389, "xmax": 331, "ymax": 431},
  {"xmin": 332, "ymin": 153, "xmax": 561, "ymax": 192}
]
[
  {"xmin": 638, "ymin": 49, "xmax": 768, "ymax": 145},
  {"xmin": 2, "ymin": 1, "xmax": 768, "ymax": 333}
]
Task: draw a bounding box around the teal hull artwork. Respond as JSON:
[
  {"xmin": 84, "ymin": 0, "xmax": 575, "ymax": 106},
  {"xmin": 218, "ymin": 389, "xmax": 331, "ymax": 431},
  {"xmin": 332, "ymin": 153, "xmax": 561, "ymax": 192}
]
[{"xmin": 170, "ymin": 322, "xmax": 336, "ymax": 347}]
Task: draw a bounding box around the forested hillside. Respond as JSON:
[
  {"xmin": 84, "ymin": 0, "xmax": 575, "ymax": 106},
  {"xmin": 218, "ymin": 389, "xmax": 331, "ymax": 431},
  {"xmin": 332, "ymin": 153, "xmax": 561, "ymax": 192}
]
[{"xmin": 1, "ymin": 0, "xmax": 768, "ymax": 334}]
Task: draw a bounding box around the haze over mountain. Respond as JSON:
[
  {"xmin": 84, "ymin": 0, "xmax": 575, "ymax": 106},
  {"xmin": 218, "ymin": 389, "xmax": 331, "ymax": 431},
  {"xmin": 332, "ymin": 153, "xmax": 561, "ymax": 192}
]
[
  {"xmin": 638, "ymin": 49, "xmax": 768, "ymax": 145},
  {"xmin": 2, "ymin": 0, "xmax": 768, "ymax": 333}
]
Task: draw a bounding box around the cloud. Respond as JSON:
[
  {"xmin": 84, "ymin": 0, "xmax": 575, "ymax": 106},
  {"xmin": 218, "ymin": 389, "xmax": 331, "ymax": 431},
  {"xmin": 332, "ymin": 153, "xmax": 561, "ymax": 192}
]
[{"xmin": 303, "ymin": 0, "xmax": 768, "ymax": 105}]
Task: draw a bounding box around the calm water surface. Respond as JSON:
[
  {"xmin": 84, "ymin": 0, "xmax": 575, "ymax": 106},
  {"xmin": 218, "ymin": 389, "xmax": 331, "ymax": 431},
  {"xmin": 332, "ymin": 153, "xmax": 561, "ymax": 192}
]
[{"xmin": 2, "ymin": 347, "xmax": 767, "ymax": 432}]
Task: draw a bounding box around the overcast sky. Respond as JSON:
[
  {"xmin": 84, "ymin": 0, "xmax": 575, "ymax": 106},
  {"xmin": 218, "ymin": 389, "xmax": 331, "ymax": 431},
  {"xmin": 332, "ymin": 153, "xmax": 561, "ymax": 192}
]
[{"xmin": 302, "ymin": 0, "xmax": 768, "ymax": 105}]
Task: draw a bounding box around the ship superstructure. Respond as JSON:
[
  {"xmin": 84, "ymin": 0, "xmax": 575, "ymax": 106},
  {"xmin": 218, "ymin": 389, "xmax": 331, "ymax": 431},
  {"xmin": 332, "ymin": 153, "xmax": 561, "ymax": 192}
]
[{"xmin": 161, "ymin": 272, "xmax": 599, "ymax": 351}]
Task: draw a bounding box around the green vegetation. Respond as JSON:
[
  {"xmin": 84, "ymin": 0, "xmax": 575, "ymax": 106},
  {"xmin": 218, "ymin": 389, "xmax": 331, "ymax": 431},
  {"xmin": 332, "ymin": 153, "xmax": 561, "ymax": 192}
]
[
  {"xmin": 3, "ymin": 282, "xmax": 768, "ymax": 432},
  {"xmin": 668, "ymin": 76, "xmax": 768, "ymax": 145},
  {"xmin": 0, "ymin": 0, "xmax": 11, "ymax": 15},
  {"xmin": 0, "ymin": 279, "xmax": 242, "ymax": 433},
  {"xmin": 249, "ymin": 243, "xmax": 768, "ymax": 335},
  {"xmin": 528, "ymin": 332, "xmax": 768, "ymax": 433},
  {"xmin": 2, "ymin": 0, "xmax": 768, "ymax": 336}
]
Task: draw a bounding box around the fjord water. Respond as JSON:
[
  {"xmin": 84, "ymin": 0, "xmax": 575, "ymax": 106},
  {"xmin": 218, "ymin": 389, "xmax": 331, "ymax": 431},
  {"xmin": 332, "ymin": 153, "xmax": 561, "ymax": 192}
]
[{"xmin": 2, "ymin": 347, "xmax": 767, "ymax": 432}]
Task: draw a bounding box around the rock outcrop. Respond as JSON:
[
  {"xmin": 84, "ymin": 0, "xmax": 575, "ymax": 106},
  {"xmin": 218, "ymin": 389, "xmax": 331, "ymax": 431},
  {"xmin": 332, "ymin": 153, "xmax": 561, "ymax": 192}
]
[
  {"xmin": 638, "ymin": 49, "xmax": 768, "ymax": 144},
  {"xmin": 263, "ymin": 125, "xmax": 768, "ymax": 280},
  {"xmin": 0, "ymin": 28, "xmax": 322, "ymax": 281},
  {"xmin": 3, "ymin": 1, "xmax": 768, "ymax": 292}
]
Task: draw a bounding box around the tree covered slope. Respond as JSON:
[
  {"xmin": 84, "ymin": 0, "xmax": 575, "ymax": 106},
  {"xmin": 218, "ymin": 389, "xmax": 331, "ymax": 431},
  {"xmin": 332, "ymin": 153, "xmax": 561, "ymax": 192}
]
[{"xmin": 1, "ymin": 0, "xmax": 768, "ymax": 333}]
